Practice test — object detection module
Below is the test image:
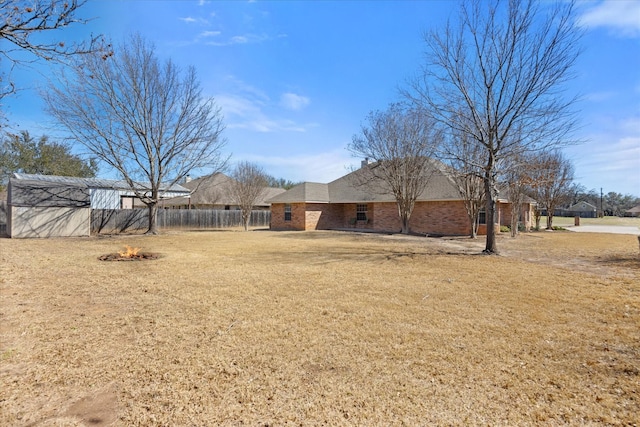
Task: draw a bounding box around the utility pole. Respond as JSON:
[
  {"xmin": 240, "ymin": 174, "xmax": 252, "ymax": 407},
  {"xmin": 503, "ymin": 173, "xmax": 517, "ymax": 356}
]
[{"xmin": 600, "ymin": 187, "xmax": 604, "ymax": 218}]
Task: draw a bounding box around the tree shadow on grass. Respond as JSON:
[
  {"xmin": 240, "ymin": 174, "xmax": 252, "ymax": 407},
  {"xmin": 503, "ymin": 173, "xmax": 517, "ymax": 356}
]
[{"xmin": 596, "ymin": 254, "xmax": 640, "ymax": 270}]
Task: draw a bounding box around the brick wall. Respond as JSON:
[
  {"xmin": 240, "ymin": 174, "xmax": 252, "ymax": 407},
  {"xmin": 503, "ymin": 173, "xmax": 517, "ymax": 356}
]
[
  {"xmin": 271, "ymin": 200, "xmax": 528, "ymax": 236},
  {"xmin": 270, "ymin": 203, "xmax": 307, "ymax": 230},
  {"xmin": 368, "ymin": 202, "xmax": 401, "ymax": 232},
  {"xmin": 498, "ymin": 202, "xmax": 534, "ymax": 231},
  {"xmin": 410, "ymin": 201, "xmax": 472, "ymax": 236},
  {"xmin": 309, "ymin": 203, "xmax": 343, "ymax": 229}
]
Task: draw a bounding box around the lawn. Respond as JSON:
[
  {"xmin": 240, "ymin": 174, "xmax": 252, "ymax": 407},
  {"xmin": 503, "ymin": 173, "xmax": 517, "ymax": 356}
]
[{"xmin": 1, "ymin": 230, "xmax": 639, "ymax": 425}]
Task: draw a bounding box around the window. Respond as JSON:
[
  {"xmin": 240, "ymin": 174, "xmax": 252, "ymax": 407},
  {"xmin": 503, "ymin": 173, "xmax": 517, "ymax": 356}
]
[
  {"xmin": 284, "ymin": 204, "xmax": 292, "ymax": 221},
  {"xmin": 478, "ymin": 208, "xmax": 498, "ymax": 225},
  {"xmin": 356, "ymin": 204, "xmax": 367, "ymax": 221},
  {"xmin": 478, "ymin": 209, "xmax": 486, "ymax": 225},
  {"xmin": 121, "ymin": 196, "xmax": 134, "ymax": 210}
]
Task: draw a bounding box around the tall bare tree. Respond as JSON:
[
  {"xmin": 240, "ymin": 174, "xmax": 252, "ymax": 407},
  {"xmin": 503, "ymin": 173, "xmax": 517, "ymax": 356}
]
[
  {"xmin": 407, "ymin": 0, "xmax": 581, "ymax": 253},
  {"xmin": 44, "ymin": 34, "xmax": 227, "ymax": 234},
  {"xmin": 527, "ymin": 150, "xmax": 574, "ymax": 230},
  {"xmin": 0, "ymin": 0, "xmax": 104, "ymax": 101},
  {"xmin": 350, "ymin": 103, "xmax": 441, "ymax": 234},
  {"xmin": 227, "ymin": 161, "xmax": 269, "ymax": 231}
]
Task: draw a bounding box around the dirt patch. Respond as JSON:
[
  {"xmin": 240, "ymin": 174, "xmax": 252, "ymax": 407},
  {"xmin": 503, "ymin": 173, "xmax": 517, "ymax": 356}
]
[
  {"xmin": 98, "ymin": 252, "xmax": 160, "ymax": 261},
  {"xmin": 1, "ymin": 230, "xmax": 638, "ymax": 425},
  {"xmin": 64, "ymin": 384, "xmax": 120, "ymax": 426}
]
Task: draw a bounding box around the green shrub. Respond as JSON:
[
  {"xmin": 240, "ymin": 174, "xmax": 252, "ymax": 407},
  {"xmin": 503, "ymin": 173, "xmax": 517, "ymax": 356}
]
[{"xmin": 500, "ymin": 225, "xmax": 511, "ymax": 233}]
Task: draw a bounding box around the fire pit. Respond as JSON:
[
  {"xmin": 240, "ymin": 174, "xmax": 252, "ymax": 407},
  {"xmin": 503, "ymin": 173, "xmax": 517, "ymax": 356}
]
[{"xmin": 98, "ymin": 245, "xmax": 160, "ymax": 261}]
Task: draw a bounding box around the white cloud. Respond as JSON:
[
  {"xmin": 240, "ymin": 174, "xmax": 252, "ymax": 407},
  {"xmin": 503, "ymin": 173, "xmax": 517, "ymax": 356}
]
[
  {"xmin": 567, "ymin": 114, "xmax": 640, "ymax": 195},
  {"xmin": 205, "ymin": 33, "xmax": 274, "ymax": 47},
  {"xmin": 584, "ymin": 91, "xmax": 617, "ymax": 102},
  {"xmin": 280, "ymin": 93, "xmax": 310, "ymax": 111},
  {"xmin": 179, "ymin": 17, "xmax": 197, "ymax": 23},
  {"xmin": 243, "ymin": 150, "xmax": 359, "ymax": 183},
  {"xmin": 579, "ymin": 0, "xmax": 640, "ymax": 37},
  {"xmin": 214, "ymin": 78, "xmax": 315, "ymax": 133},
  {"xmin": 199, "ymin": 31, "xmax": 221, "ymax": 38}
]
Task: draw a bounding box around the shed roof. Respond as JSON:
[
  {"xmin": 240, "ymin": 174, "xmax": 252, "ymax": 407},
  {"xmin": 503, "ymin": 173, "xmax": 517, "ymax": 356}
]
[{"xmin": 11, "ymin": 173, "xmax": 190, "ymax": 194}]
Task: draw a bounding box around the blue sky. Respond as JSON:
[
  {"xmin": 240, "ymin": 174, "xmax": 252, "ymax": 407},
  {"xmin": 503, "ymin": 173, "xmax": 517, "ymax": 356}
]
[{"xmin": 2, "ymin": 0, "xmax": 639, "ymax": 196}]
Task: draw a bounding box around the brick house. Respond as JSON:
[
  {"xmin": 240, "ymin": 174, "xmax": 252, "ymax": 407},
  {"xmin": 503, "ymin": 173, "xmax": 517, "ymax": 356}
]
[{"xmin": 267, "ymin": 161, "xmax": 534, "ymax": 236}]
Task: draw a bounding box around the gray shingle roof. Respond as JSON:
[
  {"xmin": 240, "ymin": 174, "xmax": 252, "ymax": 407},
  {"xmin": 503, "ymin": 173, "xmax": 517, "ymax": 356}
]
[
  {"xmin": 267, "ymin": 159, "xmax": 465, "ymax": 204},
  {"xmin": 267, "ymin": 182, "xmax": 330, "ymax": 203},
  {"xmin": 165, "ymin": 172, "xmax": 286, "ymax": 206}
]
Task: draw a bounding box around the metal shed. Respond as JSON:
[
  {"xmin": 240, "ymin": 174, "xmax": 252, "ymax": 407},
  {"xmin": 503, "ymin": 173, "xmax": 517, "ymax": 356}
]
[{"xmin": 7, "ymin": 174, "xmax": 190, "ymax": 238}]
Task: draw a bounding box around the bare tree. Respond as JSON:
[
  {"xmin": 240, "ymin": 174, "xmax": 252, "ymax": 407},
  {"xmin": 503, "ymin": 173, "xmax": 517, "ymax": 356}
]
[
  {"xmin": 227, "ymin": 161, "xmax": 269, "ymax": 231},
  {"xmin": 445, "ymin": 126, "xmax": 485, "ymax": 238},
  {"xmin": 406, "ymin": 0, "xmax": 582, "ymax": 253},
  {"xmin": 0, "ymin": 0, "xmax": 104, "ymax": 101},
  {"xmin": 350, "ymin": 103, "xmax": 441, "ymax": 234},
  {"xmin": 528, "ymin": 150, "xmax": 574, "ymax": 230},
  {"xmin": 44, "ymin": 34, "xmax": 227, "ymax": 234},
  {"xmin": 504, "ymin": 153, "xmax": 531, "ymax": 237}
]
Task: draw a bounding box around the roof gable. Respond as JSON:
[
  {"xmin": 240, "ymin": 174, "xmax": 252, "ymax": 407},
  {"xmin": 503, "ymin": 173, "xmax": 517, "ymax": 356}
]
[
  {"xmin": 267, "ymin": 182, "xmax": 330, "ymax": 203},
  {"xmin": 567, "ymin": 201, "xmax": 597, "ymax": 211}
]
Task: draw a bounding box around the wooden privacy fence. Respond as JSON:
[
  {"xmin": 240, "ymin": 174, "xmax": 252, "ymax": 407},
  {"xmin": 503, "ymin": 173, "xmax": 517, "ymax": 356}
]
[{"xmin": 91, "ymin": 208, "xmax": 271, "ymax": 234}]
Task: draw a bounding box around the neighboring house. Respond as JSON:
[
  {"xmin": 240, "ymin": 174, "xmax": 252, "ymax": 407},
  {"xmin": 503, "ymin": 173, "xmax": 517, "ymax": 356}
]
[
  {"xmin": 565, "ymin": 201, "xmax": 598, "ymax": 218},
  {"xmin": 7, "ymin": 173, "xmax": 189, "ymax": 238},
  {"xmin": 625, "ymin": 205, "xmax": 640, "ymax": 217},
  {"xmin": 162, "ymin": 172, "xmax": 286, "ymax": 210},
  {"xmin": 267, "ymin": 160, "xmax": 535, "ymax": 236}
]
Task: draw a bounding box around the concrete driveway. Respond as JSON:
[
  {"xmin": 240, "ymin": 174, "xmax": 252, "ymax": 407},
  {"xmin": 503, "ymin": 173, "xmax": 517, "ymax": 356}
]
[{"xmin": 565, "ymin": 225, "xmax": 640, "ymax": 235}]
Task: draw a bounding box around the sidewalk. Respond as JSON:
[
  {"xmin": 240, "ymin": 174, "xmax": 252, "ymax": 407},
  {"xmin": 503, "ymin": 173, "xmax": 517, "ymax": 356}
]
[{"xmin": 565, "ymin": 225, "xmax": 640, "ymax": 235}]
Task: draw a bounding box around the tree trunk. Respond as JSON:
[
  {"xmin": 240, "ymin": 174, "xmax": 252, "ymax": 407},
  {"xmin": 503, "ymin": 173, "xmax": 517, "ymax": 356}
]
[
  {"xmin": 243, "ymin": 211, "xmax": 250, "ymax": 231},
  {"xmin": 400, "ymin": 215, "xmax": 410, "ymax": 234},
  {"xmin": 546, "ymin": 214, "xmax": 554, "ymax": 230},
  {"xmin": 510, "ymin": 206, "xmax": 519, "ymax": 238},
  {"xmin": 146, "ymin": 202, "xmax": 159, "ymax": 235},
  {"xmin": 483, "ymin": 177, "xmax": 499, "ymax": 254},
  {"xmin": 398, "ymin": 202, "xmax": 411, "ymax": 234}
]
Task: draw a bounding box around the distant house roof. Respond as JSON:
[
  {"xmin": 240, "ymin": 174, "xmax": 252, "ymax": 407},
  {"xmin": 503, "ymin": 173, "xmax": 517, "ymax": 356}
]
[
  {"xmin": 567, "ymin": 201, "xmax": 597, "ymax": 212},
  {"xmin": 11, "ymin": 173, "xmax": 190, "ymax": 194},
  {"xmin": 165, "ymin": 172, "xmax": 286, "ymax": 207},
  {"xmin": 268, "ymin": 159, "xmax": 484, "ymax": 204},
  {"xmin": 626, "ymin": 205, "xmax": 640, "ymax": 214}
]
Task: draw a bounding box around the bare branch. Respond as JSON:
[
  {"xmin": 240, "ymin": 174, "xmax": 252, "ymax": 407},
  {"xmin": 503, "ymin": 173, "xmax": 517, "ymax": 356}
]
[
  {"xmin": 227, "ymin": 161, "xmax": 269, "ymax": 231},
  {"xmin": 405, "ymin": 0, "xmax": 582, "ymax": 253},
  {"xmin": 0, "ymin": 0, "xmax": 106, "ymax": 101},
  {"xmin": 44, "ymin": 33, "xmax": 228, "ymax": 234},
  {"xmin": 350, "ymin": 103, "xmax": 441, "ymax": 234}
]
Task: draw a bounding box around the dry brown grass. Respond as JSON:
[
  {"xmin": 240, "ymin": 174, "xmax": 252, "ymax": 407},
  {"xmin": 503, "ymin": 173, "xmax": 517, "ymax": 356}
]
[{"xmin": 1, "ymin": 230, "xmax": 639, "ymax": 426}]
